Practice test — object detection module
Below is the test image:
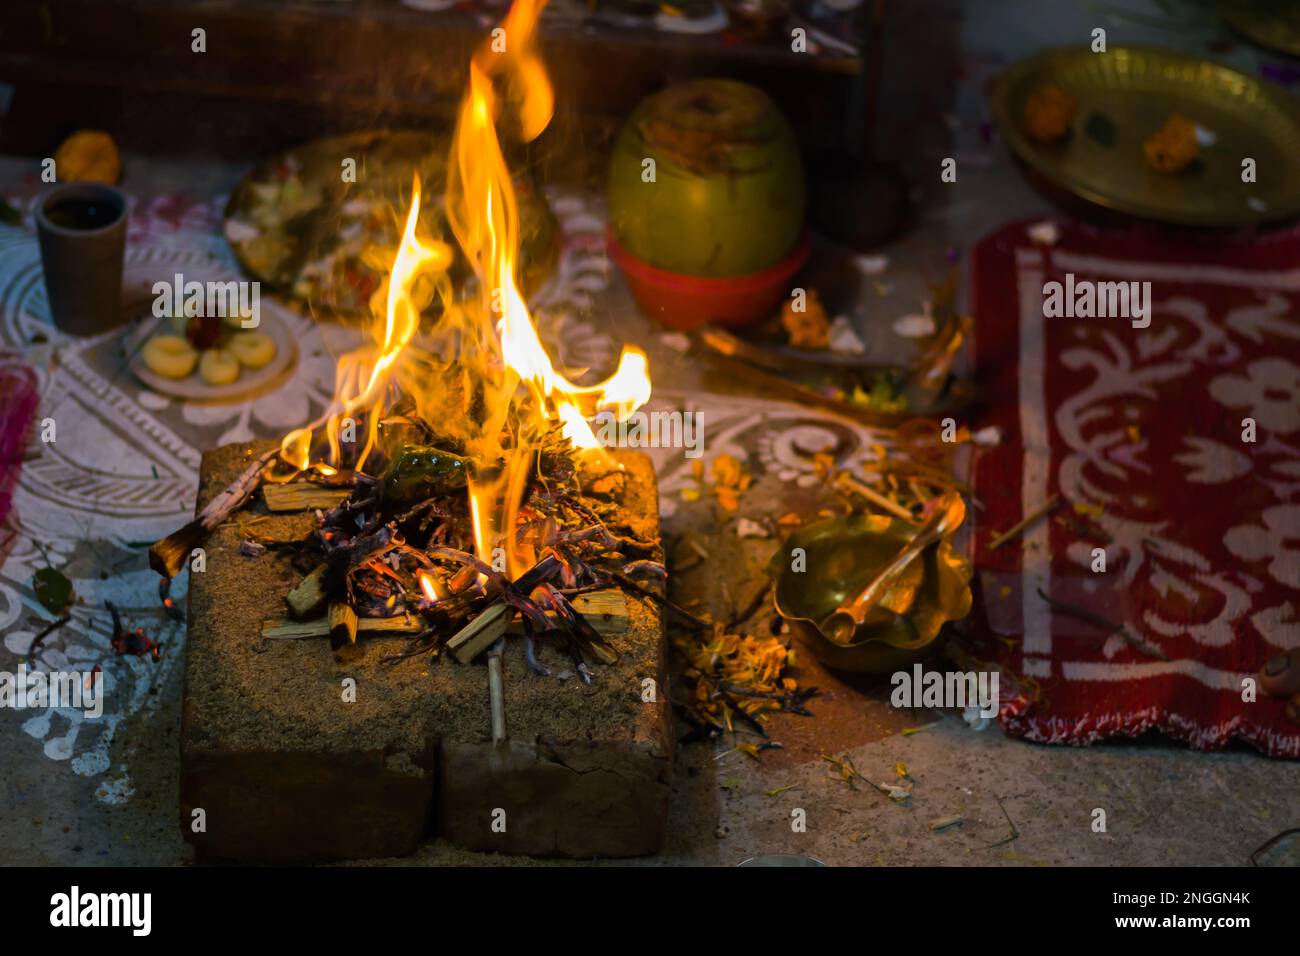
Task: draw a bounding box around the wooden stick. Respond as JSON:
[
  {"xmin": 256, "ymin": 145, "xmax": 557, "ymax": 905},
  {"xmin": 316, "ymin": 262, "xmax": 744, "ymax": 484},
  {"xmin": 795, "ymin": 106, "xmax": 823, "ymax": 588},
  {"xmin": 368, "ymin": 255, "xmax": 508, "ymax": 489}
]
[
  {"xmin": 286, "ymin": 564, "xmax": 331, "ymax": 620},
  {"xmin": 988, "ymin": 495, "xmax": 1063, "ymax": 551},
  {"xmin": 150, "ymin": 447, "xmax": 279, "ymax": 577},
  {"xmin": 835, "ymin": 473, "xmax": 915, "ymax": 521},
  {"xmin": 487, "ymin": 638, "xmax": 506, "ymax": 744},
  {"xmin": 328, "ymin": 601, "xmax": 358, "ymax": 645},
  {"xmin": 261, "ymin": 614, "xmax": 421, "ymax": 640},
  {"xmin": 263, "ymin": 483, "xmax": 350, "ymax": 513},
  {"xmin": 447, "ymin": 602, "xmax": 512, "ymax": 664}
]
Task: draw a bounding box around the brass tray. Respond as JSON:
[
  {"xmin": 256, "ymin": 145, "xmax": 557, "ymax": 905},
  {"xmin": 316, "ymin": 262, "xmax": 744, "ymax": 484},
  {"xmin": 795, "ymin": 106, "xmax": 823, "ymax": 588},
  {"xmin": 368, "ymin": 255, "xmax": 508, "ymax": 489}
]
[
  {"xmin": 988, "ymin": 46, "xmax": 1300, "ymax": 226},
  {"xmin": 223, "ymin": 129, "xmax": 559, "ymax": 317}
]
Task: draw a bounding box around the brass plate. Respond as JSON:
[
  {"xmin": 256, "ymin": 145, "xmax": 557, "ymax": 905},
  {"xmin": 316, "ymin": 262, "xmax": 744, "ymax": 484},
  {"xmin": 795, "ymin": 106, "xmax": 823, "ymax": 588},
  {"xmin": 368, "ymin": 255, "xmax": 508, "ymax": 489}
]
[
  {"xmin": 1221, "ymin": 0, "xmax": 1300, "ymax": 57},
  {"xmin": 988, "ymin": 46, "xmax": 1300, "ymax": 226}
]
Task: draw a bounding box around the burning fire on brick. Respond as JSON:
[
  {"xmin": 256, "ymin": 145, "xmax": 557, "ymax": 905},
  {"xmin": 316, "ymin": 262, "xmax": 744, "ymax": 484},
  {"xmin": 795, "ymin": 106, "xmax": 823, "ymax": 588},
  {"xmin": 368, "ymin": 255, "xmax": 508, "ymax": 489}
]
[{"xmin": 150, "ymin": 0, "xmax": 657, "ymax": 735}]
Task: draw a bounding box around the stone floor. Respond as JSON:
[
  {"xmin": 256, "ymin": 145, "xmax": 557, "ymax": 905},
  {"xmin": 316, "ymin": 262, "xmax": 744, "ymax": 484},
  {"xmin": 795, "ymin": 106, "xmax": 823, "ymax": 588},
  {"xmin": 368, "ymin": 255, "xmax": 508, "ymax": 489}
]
[{"xmin": 3, "ymin": 0, "xmax": 1299, "ymax": 866}]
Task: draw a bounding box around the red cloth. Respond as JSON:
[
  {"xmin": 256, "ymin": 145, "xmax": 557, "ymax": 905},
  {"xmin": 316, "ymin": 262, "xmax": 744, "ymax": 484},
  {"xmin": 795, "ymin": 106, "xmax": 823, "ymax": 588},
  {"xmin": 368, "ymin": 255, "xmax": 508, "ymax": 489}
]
[
  {"xmin": 970, "ymin": 219, "xmax": 1300, "ymax": 757},
  {"xmin": 0, "ymin": 352, "xmax": 38, "ymax": 527}
]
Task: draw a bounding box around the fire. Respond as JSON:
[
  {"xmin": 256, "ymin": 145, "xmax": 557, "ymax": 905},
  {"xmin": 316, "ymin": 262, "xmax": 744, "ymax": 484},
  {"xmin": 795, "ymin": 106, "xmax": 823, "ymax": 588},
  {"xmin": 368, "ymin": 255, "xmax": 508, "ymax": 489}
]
[
  {"xmin": 279, "ymin": 181, "xmax": 453, "ymax": 473},
  {"xmin": 278, "ymin": 0, "xmax": 650, "ymax": 575},
  {"xmin": 418, "ymin": 571, "xmax": 446, "ymax": 603}
]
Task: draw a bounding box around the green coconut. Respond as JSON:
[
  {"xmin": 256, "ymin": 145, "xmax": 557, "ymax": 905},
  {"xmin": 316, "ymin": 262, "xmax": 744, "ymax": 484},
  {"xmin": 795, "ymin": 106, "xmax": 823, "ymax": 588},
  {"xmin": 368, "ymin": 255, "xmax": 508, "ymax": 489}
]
[{"xmin": 607, "ymin": 78, "xmax": 806, "ymax": 278}]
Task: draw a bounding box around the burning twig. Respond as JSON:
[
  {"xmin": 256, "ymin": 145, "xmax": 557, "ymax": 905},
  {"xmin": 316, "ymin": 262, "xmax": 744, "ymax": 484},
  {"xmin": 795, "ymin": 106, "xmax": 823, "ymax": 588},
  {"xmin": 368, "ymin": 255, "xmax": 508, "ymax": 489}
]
[
  {"xmin": 544, "ymin": 584, "xmax": 619, "ymax": 666},
  {"xmin": 106, "ymin": 601, "xmax": 161, "ymax": 660},
  {"xmin": 150, "ymin": 447, "xmax": 278, "ymax": 578},
  {"xmin": 158, "ymin": 576, "xmax": 185, "ymax": 623},
  {"xmin": 504, "ymin": 588, "xmax": 628, "ymax": 637},
  {"xmin": 621, "ymin": 559, "xmax": 666, "ymax": 579}
]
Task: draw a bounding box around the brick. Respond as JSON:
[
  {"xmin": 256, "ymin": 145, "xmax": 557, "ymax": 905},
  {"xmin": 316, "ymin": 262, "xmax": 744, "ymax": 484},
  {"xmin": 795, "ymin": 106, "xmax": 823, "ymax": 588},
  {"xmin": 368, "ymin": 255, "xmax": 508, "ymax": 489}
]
[{"xmin": 180, "ymin": 442, "xmax": 670, "ymax": 862}]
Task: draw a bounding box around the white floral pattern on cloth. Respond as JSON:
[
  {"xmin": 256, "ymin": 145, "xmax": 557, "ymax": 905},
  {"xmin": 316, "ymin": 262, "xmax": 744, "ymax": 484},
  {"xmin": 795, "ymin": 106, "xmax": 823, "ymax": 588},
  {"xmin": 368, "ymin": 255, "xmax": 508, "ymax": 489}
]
[
  {"xmin": 1225, "ymin": 505, "xmax": 1300, "ymax": 592},
  {"xmin": 1209, "ymin": 358, "xmax": 1300, "ymax": 436},
  {"xmin": 973, "ymin": 226, "xmax": 1300, "ymax": 756}
]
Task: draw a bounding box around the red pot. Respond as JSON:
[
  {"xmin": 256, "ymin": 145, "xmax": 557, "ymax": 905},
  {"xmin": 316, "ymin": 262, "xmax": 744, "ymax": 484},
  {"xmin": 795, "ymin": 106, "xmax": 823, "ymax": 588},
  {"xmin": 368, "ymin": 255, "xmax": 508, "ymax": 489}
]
[{"xmin": 607, "ymin": 228, "xmax": 811, "ymax": 331}]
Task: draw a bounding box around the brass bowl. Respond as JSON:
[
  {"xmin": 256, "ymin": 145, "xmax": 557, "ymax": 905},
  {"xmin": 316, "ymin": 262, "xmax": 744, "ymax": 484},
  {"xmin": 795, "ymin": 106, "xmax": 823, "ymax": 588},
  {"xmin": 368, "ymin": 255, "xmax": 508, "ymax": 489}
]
[{"xmin": 770, "ymin": 514, "xmax": 972, "ymax": 675}]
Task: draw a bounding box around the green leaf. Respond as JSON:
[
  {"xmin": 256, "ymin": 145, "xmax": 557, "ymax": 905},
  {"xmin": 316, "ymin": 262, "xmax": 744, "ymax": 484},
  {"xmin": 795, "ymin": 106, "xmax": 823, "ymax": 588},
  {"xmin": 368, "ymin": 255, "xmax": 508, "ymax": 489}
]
[{"xmin": 33, "ymin": 567, "xmax": 74, "ymax": 615}]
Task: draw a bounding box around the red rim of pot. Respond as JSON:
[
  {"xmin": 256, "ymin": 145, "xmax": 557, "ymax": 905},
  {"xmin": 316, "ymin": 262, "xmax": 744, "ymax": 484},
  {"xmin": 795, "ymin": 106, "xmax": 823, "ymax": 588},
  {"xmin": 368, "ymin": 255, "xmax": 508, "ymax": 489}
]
[{"xmin": 605, "ymin": 228, "xmax": 812, "ymax": 292}]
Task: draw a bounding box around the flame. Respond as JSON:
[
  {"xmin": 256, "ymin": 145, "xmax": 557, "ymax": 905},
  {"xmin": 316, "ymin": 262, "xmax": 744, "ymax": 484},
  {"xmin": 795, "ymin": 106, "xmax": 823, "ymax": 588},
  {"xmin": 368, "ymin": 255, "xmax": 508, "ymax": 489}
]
[
  {"xmin": 277, "ymin": 0, "xmax": 650, "ymax": 577},
  {"xmin": 418, "ymin": 571, "xmax": 447, "ymax": 603},
  {"xmin": 446, "ymin": 0, "xmax": 649, "ymax": 570},
  {"xmin": 279, "ymin": 180, "xmax": 453, "ymax": 473}
]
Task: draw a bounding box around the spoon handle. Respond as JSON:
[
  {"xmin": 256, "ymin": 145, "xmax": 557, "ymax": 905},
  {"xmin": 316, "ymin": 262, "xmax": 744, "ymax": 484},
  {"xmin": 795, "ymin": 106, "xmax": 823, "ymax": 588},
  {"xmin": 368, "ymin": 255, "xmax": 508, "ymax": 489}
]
[{"xmin": 839, "ymin": 494, "xmax": 965, "ymax": 625}]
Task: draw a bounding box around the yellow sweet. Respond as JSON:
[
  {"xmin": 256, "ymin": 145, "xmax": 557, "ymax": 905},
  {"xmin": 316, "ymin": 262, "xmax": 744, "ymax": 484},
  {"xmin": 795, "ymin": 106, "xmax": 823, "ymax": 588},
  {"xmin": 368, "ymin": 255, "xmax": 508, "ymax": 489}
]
[
  {"xmin": 198, "ymin": 349, "xmax": 241, "ymax": 386},
  {"xmin": 53, "ymin": 130, "xmax": 122, "ymax": 185},
  {"xmin": 141, "ymin": 335, "xmax": 198, "ymax": 380},
  {"xmin": 228, "ymin": 332, "xmax": 277, "ymax": 369}
]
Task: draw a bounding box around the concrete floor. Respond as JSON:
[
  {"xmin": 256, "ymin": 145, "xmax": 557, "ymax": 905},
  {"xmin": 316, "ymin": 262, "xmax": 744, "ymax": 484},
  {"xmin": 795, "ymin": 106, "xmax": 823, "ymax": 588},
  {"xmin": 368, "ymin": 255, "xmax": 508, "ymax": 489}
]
[
  {"xmin": 4, "ymin": 640, "xmax": 1298, "ymax": 867},
  {"xmin": 3, "ymin": 0, "xmax": 1299, "ymax": 866}
]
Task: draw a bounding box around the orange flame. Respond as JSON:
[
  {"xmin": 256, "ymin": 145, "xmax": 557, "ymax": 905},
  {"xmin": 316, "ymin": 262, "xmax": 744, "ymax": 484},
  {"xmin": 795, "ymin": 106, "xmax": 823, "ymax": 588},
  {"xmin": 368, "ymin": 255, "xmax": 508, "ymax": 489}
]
[
  {"xmin": 277, "ymin": 0, "xmax": 650, "ymax": 577},
  {"xmin": 446, "ymin": 0, "xmax": 649, "ymax": 570},
  {"xmin": 279, "ymin": 179, "xmax": 452, "ymax": 473},
  {"xmin": 418, "ymin": 571, "xmax": 447, "ymax": 603}
]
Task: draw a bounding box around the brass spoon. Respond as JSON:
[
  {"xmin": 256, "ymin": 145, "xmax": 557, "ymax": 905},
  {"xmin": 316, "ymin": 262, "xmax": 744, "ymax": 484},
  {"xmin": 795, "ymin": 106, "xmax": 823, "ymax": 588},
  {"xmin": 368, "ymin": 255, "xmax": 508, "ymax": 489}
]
[{"xmin": 820, "ymin": 493, "xmax": 966, "ymax": 645}]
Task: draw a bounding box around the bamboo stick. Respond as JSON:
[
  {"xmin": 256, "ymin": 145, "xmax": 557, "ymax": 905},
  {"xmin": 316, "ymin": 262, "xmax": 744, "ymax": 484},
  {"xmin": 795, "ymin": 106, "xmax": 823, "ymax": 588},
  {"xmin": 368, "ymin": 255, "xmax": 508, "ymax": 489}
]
[
  {"xmin": 487, "ymin": 637, "xmax": 506, "ymax": 744},
  {"xmin": 834, "ymin": 473, "xmax": 915, "ymax": 521},
  {"xmin": 286, "ymin": 564, "xmax": 330, "ymax": 619},
  {"xmin": 263, "ymin": 483, "xmax": 350, "ymax": 513},
  {"xmin": 328, "ymin": 601, "xmax": 358, "ymax": 645},
  {"xmin": 447, "ymin": 602, "xmax": 512, "ymax": 664},
  {"xmin": 261, "ymin": 614, "xmax": 421, "ymax": 640}
]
